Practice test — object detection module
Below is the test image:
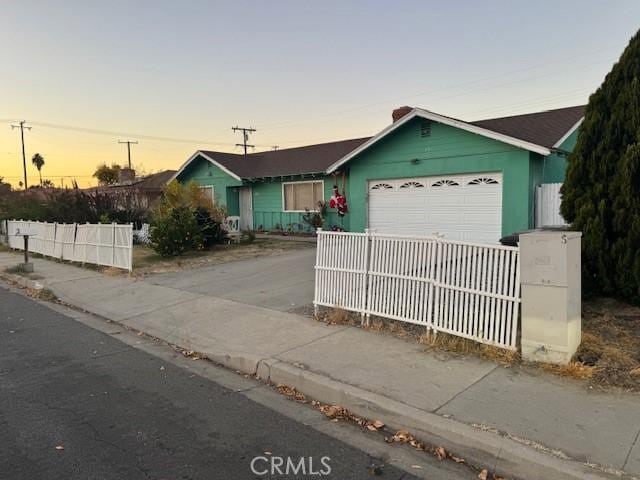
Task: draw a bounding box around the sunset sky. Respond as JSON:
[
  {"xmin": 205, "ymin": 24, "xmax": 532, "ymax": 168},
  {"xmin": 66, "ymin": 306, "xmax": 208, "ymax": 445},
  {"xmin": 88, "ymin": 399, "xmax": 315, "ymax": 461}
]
[{"xmin": 2, "ymin": 0, "xmax": 639, "ymax": 187}]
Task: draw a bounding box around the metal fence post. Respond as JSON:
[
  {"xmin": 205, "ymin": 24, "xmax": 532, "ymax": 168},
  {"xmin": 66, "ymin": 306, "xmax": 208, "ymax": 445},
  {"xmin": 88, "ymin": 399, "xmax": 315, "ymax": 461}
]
[{"xmin": 313, "ymin": 228, "xmax": 322, "ymax": 319}]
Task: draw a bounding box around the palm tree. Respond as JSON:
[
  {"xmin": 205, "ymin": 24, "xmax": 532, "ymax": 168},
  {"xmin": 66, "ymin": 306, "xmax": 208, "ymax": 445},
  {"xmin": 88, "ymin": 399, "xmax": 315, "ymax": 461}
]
[{"xmin": 31, "ymin": 153, "xmax": 45, "ymax": 185}]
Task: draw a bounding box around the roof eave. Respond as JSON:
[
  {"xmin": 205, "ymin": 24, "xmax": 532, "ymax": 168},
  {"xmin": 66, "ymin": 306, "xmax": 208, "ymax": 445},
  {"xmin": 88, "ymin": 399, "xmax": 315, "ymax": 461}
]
[
  {"xmin": 326, "ymin": 109, "xmax": 552, "ymax": 173},
  {"xmin": 552, "ymin": 117, "xmax": 584, "ymax": 148},
  {"xmin": 169, "ymin": 151, "xmax": 243, "ymax": 182}
]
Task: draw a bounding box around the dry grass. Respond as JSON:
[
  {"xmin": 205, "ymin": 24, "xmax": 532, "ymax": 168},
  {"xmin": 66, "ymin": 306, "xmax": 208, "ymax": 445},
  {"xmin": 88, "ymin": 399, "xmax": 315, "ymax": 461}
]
[
  {"xmin": 130, "ymin": 239, "xmax": 313, "ymax": 276},
  {"xmin": 541, "ymin": 361, "xmax": 597, "ymax": 379},
  {"xmin": 323, "ymin": 297, "xmax": 640, "ymax": 390},
  {"xmin": 574, "ymin": 298, "xmax": 640, "ymax": 391},
  {"xmin": 322, "ymin": 307, "xmax": 359, "ymax": 326}
]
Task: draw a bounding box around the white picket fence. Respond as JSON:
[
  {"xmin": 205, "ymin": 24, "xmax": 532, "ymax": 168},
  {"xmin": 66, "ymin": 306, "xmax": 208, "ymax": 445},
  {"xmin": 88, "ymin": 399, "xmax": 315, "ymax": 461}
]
[
  {"xmin": 536, "ymin": 183, "xmax": 568, "ymax": 227},
  {"xmin": 5, "ymin": 220, "xmax": 133, "ymax": 271},
  {"xmin": 314, "ymin": 230, "xmax": 521, "ymax": 350}
]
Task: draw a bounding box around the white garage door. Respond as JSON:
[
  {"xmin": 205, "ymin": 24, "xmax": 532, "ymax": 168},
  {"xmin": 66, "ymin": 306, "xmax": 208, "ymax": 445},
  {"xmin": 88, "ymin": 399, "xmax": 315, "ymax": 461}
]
[{"xmin": 368, "ymin": 173, "xmax": 502, "ymax": 244}]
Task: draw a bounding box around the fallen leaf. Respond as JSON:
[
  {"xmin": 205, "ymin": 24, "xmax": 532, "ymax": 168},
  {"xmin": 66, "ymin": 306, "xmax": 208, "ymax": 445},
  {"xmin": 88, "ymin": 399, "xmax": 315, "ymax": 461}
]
[
  {"xmin": 435, "ymin": 446, "xmax": 447, "ymax": 460},
  {"xmin": 451, "ymin": 455, "xmax": 465, "ymax": 464},
  {"xmin": 55, "ymin": 445, "xmax": 64, "ymax": 451},
  {"xmin": 411, "ymin": 465, "xmax": 423, "ymax": 469},
  {"xmin": 372, "ymin": 420, "xmax": 385, "ymax": 429},
  {"xmin": 478, "ymin": 469, "xmax": 488, "ymax": 480},
  {"xmin": 366, "ymin": 424, "xmax": 378, "ymax": 431},
  {"xmin": 264, "ymin": 451, "xmax": 272, "ymax": 456}
]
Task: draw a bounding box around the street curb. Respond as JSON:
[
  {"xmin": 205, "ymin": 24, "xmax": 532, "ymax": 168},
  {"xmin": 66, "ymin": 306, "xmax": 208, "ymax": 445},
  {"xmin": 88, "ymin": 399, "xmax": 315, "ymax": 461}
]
[
  {"xmin": 0, "ymin": 272, "xmax": 626, "ymax": 480},
  {"xmin": 256, "ymin": 360, "xmax": 619, "ymax": 480},
  {"xmin": 0, "ymin": 272, "xmax": 45, "ymax": 291}
]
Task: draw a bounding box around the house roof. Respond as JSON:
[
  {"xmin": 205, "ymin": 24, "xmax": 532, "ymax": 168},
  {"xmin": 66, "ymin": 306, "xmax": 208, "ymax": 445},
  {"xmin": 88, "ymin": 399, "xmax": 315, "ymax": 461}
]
[
  {"xmin": 174, "ymin": 137, "xmax": 370, "ymax": 181},
  {"xmin": 176, "ymin": 105, "xmax": 585, "ymax": 180},
  {"xmin": 85, "ymin": 169, "xmax": 177, "ymax": 193},
  {"xmin": 471, "ymin": 105, "xmax": 585, "ymax": 149},
  {"xmin": 326, "ymin": 105, "xmax": 586, "ymax": 173}
]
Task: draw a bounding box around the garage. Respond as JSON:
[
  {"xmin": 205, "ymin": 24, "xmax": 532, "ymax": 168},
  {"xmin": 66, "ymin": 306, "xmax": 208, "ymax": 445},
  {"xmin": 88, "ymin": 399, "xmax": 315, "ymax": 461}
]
[{"xmin": 367, "ymin": 172, "xmax": 502, "ymax": 244}]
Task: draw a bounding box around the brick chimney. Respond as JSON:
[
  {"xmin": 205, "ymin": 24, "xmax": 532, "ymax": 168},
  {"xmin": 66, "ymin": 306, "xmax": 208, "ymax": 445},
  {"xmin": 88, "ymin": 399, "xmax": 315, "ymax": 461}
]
[
  {"xmin": 118, "ymin": 167, "xmax": 136, "ymax": 184},
  {"xmin": 392, "ymin": 106, "xmax": 413, "ymax": 123}
]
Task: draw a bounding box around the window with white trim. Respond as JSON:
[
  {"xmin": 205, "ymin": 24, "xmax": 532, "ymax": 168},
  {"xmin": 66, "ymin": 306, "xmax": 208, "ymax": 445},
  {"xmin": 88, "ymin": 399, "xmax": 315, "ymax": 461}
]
[{"xmin": 283, "ymin": 181, "xmax": 324, "ymax": 212}]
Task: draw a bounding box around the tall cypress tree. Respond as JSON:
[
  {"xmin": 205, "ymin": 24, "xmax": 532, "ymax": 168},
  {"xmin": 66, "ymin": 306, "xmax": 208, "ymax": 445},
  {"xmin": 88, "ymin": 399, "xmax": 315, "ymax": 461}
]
[{"xmin": 561, "ymin": 30, "xmax": 640, "ymax": 303}]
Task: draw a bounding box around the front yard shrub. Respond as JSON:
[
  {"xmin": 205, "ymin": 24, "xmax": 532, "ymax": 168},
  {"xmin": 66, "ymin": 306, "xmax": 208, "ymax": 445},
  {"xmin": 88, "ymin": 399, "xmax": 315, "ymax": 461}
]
[
  {"xmin": 560, "ymin": 30, "xmax": 640, "ymax": 303},
  {"xmin": 149, "ymin": 181, "xmax": 227, "ymax": 256},
  {"xmin": 150, "ymin": 206, "xmax": 203, "ymax": 256}
]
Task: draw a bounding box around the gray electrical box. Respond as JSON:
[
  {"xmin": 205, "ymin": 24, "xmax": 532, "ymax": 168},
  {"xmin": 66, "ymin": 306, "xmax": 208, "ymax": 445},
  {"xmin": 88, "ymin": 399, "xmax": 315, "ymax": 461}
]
[
  {"xmin": 519, "ymin": 231, "xmax": 582, "ymax": 365},
  {"xmin": 519, "ymin": 231, "xmax": 581, "ymax": 287}
]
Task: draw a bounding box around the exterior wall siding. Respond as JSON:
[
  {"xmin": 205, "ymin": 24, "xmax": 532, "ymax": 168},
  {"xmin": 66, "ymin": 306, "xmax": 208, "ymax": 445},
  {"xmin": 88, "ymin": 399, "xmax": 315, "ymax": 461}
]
[
  {"xmin": 176, "ymin": 155, "xmax": 243, "ymax": 215},
  {"xmin": 344, "ymin": 118, "xmax": 535, "ymax": 236},
  {"xmin": 251, "ymin": 177, "xmax": 348, "ymax": 232},
  {"xmin": 542, "ymin": 128, "xmax": 578, "ymax": 183}
]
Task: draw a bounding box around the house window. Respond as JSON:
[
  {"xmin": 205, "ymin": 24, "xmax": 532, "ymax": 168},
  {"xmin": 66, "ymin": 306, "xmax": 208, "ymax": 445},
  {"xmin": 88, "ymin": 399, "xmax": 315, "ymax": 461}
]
[
  {"xmin": 370, "ymin": 183, "xmax": 394, "ymax": 190},
  {"xmin": 431, "ymin": 179, "xmax": 460, "ymax": 187},
  {"xmin": 468, "ymin": 177, "xmax": 499, "ymax": 185},
  {"xmin": 199, "ymin": 185, "xmax": 214, "ymax": 203},
  {"xmin": 283, "ymin": 181, "xmax": 324, "ymax": 212}
]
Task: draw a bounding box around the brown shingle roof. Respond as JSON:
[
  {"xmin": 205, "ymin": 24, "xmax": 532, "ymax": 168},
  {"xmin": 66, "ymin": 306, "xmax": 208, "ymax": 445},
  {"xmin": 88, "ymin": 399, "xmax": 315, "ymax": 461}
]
[
  {"xmin": 200, "ymin": 137, "xmax": 370, "ymax": 178},
  {"xmin": 471, "ymin": 105, "xmax": 585, "ymax": 149},
  {"xmin": 190, "ymin": 105, "xmax": 584, "ymax": 179}
]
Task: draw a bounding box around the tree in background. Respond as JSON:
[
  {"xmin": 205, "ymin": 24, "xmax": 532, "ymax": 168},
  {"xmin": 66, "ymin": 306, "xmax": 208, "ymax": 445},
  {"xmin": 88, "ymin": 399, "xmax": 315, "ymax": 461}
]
[
  {"xmin": 93, "ymin": 163, "xmax": 121, "ymax": 185},
  {"xmin": 560, "ymin": 29, "xmax": 640, "ymax": 303},
  {"xmin": 41, "ymin": 179, "xmax": 55, "ymax": 188},
  {"xmin": 0, "ymin": 176, "xmax": 11, "ymax": 195},
  {"xmin": 31, "ymin": 153, "xmax": 45, "ymax": 185}
]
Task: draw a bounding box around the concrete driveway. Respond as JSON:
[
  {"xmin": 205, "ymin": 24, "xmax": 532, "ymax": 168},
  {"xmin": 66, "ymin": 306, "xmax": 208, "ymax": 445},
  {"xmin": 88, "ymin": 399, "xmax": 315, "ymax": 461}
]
[{"xmin": 143, "ymin": 248, "xmax": 316, "ymax": 313}]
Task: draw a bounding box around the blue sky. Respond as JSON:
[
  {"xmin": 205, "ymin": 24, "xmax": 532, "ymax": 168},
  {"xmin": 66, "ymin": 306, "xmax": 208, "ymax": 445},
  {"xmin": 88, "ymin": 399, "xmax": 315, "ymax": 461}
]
[{"xmin": 1, "ymin": 1, "xmax": 639, "ymax": 185}]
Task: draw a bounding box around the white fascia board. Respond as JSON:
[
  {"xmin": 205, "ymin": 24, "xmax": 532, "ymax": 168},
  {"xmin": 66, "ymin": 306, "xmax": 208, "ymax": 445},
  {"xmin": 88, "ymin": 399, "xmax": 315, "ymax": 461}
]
[
  {"xmin": 552, "ymin": 117, "xmax": 584, "ymax": 148},
  {"xmin": 169, "ymin": 151, "xmax": 243, "ymax": 182},
  {"xmin": 326, "ymin": 108, "xmax": 551, "ymax": 173}
]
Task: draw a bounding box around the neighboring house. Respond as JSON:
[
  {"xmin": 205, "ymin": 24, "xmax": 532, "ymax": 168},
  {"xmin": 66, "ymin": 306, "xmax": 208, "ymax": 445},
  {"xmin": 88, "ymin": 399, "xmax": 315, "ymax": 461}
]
[
  {"xmin": 85, "ymin": 169, "xmax": 177, "ymax": 209},
  {"xmin": 173, "ymin": 105, "xmax": 583, "ymax": 243}
]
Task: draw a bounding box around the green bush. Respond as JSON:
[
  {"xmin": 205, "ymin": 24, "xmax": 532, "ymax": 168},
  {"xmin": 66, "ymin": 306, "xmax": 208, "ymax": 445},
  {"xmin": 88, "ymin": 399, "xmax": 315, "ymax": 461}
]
[
  {"xmin": 148, "ymin": 181, "xmax": 228, "ymax": 256},
  {"xmin": 149, "ymin": 206, "xmax": 204, "ymax": 256}
]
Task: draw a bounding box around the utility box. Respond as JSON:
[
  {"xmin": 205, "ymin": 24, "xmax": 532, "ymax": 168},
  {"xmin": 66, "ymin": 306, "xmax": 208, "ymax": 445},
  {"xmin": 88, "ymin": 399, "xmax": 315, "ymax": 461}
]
[{"xmin": 519, "ymin": 231, "xmax": 582, "ymax": 365}]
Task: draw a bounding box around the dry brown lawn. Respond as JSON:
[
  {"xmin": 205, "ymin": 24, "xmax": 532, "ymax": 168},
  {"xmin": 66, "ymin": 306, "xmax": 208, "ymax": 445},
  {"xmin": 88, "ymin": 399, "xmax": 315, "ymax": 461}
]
[
  {"xmin": 130, "ymin": 239, "xmax": 313, "ymax": 276},
  {"xmin": 317, "ymin": 298, "xmax": 640, "ymax": 391}
]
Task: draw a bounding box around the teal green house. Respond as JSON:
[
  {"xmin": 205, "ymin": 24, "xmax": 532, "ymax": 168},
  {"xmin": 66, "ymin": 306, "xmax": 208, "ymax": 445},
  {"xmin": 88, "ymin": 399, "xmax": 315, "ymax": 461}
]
[{"xmin": 172, "ymin": 105, "xmax": 583, "ymax": 244}]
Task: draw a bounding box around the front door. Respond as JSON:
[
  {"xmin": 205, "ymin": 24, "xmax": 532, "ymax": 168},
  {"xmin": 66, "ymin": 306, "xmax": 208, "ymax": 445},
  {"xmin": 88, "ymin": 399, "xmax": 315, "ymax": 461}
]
[{"xmin": 239, "ymin": 187, "xmax": 253, "ymax": 230}]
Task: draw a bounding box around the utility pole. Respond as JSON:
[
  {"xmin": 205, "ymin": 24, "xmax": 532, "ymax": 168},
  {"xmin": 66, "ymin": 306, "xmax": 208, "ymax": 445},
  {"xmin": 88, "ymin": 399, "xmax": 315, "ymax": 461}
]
[
  {"xmin": 232, "ymin": 126, "xmax": 256, "ymax": 156},
  {"xmin": 118, "ymin": 140, "xmax": 138, "ymax": 169},
  {"xmin": 11, "ymin": 121, "xmax": 32, "ymax": 190}
]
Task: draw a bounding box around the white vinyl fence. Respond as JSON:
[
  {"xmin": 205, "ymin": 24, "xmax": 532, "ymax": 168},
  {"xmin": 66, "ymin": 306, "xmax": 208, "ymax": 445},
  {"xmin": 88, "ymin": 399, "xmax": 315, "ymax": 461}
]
[
  {"xmin": 536, "ymin": 183, "xmax": 568, "ymax": 227},
  {"xmin": 5, "ymin": 220, "xmax": 133, "ymax": 271},
  {"xmin": 314, "ymin": 230, "xmax": 521, "ymax": 350}
]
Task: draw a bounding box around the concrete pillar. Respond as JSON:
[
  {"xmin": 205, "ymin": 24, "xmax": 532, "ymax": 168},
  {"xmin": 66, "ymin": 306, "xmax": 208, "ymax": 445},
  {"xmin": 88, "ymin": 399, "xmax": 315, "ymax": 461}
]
[{"xmin": 519, "ymin": 231, "xmax": 582, "ymax": 365}]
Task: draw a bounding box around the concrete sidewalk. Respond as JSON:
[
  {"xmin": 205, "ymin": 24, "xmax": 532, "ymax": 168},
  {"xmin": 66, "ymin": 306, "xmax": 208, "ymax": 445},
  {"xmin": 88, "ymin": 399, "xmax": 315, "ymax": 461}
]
[{"xmin": 1, "ymin": 251, "xmax": 639, "ymax": 480}]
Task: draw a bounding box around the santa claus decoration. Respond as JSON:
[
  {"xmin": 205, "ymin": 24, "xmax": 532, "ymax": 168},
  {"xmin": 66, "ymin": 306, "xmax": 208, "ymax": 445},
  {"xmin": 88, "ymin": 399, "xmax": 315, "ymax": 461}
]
[{"xmin": 329, "ymin": 185, "xmax": 348, "ymax": 217}]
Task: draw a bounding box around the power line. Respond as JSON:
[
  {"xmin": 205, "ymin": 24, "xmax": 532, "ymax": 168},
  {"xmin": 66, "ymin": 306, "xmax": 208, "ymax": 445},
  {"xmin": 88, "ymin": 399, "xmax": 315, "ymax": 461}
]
[
  {"xmin": 10, "ymin": 120, "xmax": 32, "ymax": 189},
  {"xmin": 118, "ymin": 140, "xmax": 138, "ymax": 169},
  {"xmin": 232, "ymin": 126, "xmax": 256, "ymax": 156},
  {"xmin": 0, "ymin": 119, "xmax": 271, "ymax": 149}
]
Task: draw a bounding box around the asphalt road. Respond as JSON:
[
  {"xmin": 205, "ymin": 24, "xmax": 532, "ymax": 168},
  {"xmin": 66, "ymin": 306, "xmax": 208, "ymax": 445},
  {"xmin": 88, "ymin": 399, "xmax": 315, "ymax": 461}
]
[{"xmin": 0, "ymin": 284, "xmax": 475, "ymax": 480}]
